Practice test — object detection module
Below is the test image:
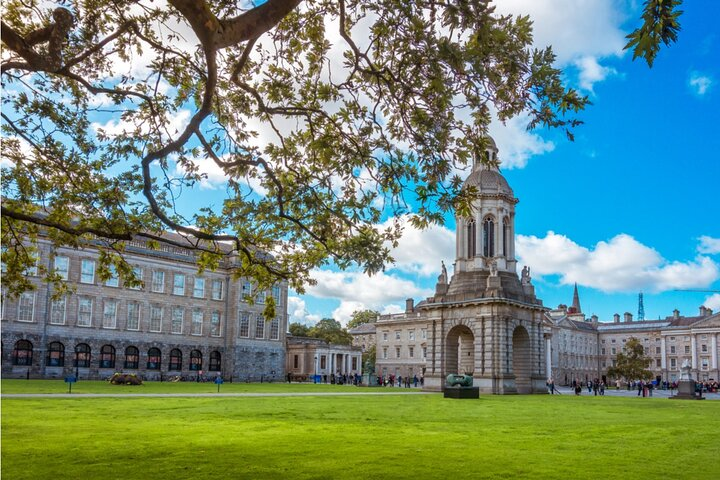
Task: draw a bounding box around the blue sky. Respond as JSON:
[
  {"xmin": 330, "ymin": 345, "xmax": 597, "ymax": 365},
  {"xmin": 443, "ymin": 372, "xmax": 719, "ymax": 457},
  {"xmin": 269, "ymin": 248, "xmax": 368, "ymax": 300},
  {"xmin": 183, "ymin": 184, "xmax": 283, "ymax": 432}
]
[
  {"xmin": 9, "ymin": 1, "xmax": 715, "ymax": 326},
  {"xmin": 287, "ymin": 0, "xmax": 720, "ymax": 325}
]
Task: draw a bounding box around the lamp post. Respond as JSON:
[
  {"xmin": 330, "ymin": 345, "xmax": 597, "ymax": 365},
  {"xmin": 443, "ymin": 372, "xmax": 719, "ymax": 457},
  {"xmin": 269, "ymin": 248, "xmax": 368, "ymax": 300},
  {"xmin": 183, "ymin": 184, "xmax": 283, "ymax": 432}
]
[
  {"xmin": 314, "ymin": 355, "xmax": 318, "ymax": 384},
  {"xmin": 74, "ymin": 345, "xmax": 80, "ymax": 381}
]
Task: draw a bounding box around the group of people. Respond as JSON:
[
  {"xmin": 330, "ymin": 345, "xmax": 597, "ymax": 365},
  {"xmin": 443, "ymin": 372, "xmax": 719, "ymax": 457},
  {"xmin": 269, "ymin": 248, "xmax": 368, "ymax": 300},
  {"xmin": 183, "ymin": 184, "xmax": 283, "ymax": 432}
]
[
  {"xmin": 376, "ymin": 374, "xmax": 424, "ymax": 388},
  {"xmin": 566, "ymin": 378, "xmax": 607, "ymax": 396}
]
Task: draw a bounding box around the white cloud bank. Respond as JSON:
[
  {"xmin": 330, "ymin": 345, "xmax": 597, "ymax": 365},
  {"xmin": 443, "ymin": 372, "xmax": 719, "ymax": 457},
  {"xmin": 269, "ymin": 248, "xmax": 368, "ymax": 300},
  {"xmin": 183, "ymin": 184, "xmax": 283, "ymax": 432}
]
[
  {"xmin": 704, "ymin": 294, "xmax": 720, "ymax": 312},
  {"xmin": 516, "ymin": 231, "xmax": 720, "ymax": 293},
  {"xmin": 698, "ymin": 236, "xmax": 720, "ymax": 255}
]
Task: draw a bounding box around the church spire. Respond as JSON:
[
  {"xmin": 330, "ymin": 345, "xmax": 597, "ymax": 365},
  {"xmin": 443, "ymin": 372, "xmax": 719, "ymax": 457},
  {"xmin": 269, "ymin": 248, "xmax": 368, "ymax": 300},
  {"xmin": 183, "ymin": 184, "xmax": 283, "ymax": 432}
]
[{"xmin": 571, "ymin": 283, "xmax": 581, "ymax": 314}]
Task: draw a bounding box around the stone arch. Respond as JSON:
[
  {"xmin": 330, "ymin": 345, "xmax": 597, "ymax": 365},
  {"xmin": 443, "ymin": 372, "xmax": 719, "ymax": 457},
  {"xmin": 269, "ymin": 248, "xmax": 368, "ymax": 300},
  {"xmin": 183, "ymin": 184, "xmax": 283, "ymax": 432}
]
[
  {"xmin": 512, "ymin": 325, "xmax": 532, "ymax": 393},
  {"xmin": 445, "ymin": 324, "xmax": 475, "ymax": 376}
]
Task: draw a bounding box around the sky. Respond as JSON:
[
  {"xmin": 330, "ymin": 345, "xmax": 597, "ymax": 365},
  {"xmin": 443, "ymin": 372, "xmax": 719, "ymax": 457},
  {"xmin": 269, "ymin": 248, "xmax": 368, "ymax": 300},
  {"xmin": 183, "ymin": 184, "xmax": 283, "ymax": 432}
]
[
  {"xmin": 287, "ymin": 0, "xmax": 720, "ymax": 326},
  {"xmin": 5, "ymin": 1, "xmax": 717, "ymax": 327}
]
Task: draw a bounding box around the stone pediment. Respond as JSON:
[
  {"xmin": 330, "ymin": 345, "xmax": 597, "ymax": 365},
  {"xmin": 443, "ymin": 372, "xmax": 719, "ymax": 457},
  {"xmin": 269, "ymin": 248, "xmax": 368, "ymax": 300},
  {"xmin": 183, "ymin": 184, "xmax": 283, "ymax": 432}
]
[{"xmin": 690, "ymin": 313, "xmax": 720, "ymax": 329}]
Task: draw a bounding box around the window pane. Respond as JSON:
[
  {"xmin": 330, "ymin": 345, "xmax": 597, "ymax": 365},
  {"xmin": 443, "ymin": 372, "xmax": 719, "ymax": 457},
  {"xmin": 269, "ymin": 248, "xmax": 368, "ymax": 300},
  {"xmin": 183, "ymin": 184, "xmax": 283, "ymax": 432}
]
[
  {"xmin": 151, "ymin": 271, "xmax": 165, "ymax": 293},
  {"xmin": 270, "ymin": 317, "xmax": 279, "ymax": 340},
  {"xmin": 150, "ymin": 306, "xmax": 163, "ymax": 332},
  {"xmin": 239, "ymin": 312, "xmax": 249, "ymax": 337},
  {"xmin": 80, "ymin": 259, "xmax": 95, "ymax": 284},
  {"xmin": 171, "ymin": 307, "xmax": 184, "ymax": 333},
  {"xmin": 211, "ymin": 279, "xmax": 223, "ymax": 300},
  {"xmin": 255, "ymin": 315, "xmax": 265, "ymax": 339},
  {"xmin": 193, "ymin": 277, "xmax": 205, "ymax": 298},
  {"xmin": 18, "ymin": 292, "xmax": 35, "ymax": 322},
  {"xmin": 211, "ymin": 311, "xmax": 222, "ymax": 337},
  {"xmin": 105, "ymin": 265, "xmax": 119, "ymax": 287},
  {"xmin": 192, "ymin": 309, "xmax": 203, "ymax": 335},
  {"xmin": 127, "ymin": 302, "xmax": 140, "ymax": 330},
  {"xmin": 103, "ymin": 300, "xmax": 117, "ymax": 328},
  {"xmin": 54, "ymin": 256, "xmax": 69, "ymax": 280},
  {"xmin": 173, "ymin": 274, "xmax": 185, "ymax": 295},
  {"xmin": 78, "ymin": 297, "xmax": 93, "ymax": 327},
  {"xmin": 129, "ymin": 267, "xmax": 143, "ymax": 290}
]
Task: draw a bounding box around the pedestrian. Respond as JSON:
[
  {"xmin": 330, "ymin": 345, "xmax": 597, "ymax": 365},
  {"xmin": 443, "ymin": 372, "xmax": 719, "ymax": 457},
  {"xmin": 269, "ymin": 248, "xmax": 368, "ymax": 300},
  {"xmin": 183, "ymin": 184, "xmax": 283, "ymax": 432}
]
[{"xmin": 413, "ymin": 375, "xmax": 418, "ymax": 387}]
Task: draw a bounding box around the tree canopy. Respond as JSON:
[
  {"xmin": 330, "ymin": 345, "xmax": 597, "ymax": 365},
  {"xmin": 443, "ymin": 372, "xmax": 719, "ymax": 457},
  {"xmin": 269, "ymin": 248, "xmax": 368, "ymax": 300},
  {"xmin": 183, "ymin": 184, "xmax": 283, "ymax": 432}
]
[
  {"xmin": 346, "ymin": 309, "xmax": 379, "ymax": 329},
  {"xmin": 1, "ymin": 0, "xmax": 588, "ymax": 296},
  {"xmin": 289, "ymin": 318, "xmax": 352, "ymax": 345},
  {"xmin": 607, "ymin": 337, "xmax": 653, "ymax": 381}
]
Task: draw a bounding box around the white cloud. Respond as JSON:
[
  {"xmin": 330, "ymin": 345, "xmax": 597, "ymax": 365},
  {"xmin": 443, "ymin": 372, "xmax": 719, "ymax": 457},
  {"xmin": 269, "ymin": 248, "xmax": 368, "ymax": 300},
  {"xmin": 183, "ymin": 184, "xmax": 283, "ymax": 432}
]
[
  {"xmin": 689, "ymin": 72, "xmax": 713, "ymax": 96},
  {"xmin": 516, "ymin": 231, "xmax": 720, "ymax": 293},
  {"xmin": 698, "ymin": 236, "xmax": 720, "ymax": 255},
  {"xmin": 287, "ymin": 296, "xmax": 321, "ymax": 326},
  {"xmin": 704, "ymin": 293, "xmax": 720, "ymax": 312},
  {"xmin": 489, "ymin": 113, "xmax": 555, "ymax": 169},
  {"xmin": 305, "ymin": 268, "xmax": 432, "ymax": 324},
  {"xmin": 575, "ymin": 56, "xmax": 618, "ymax": 93},
  {"xmin": 380, "ymin": 216, "xmax": 455, "ymax": 277}
]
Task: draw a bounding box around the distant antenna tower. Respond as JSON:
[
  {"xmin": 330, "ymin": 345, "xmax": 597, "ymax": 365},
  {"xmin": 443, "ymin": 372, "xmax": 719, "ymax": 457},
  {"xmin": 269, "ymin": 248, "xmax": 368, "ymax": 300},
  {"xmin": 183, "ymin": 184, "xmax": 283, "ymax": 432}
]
[{"xmin": 637, "ymin": 292, "xmax": 645, "ymax": 321}]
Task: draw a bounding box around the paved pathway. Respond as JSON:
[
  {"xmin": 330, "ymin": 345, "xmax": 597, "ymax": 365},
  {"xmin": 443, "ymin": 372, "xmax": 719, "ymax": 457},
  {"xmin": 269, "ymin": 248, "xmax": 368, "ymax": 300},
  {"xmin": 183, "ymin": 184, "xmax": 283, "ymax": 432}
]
[
  {"xmin": 1, "ymin": 390, "xmax": 432, "ymax": 399},
  {"xmin": 550, "ymin": 385, "xmax": 720, "ymax": 400}
]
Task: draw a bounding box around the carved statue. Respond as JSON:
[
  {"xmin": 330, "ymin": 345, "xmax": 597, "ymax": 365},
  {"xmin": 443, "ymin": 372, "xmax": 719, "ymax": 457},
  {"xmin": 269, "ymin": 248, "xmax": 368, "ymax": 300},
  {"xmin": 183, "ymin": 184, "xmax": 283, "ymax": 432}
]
[
  {"xmin": 446, "ymin": 374, "xmax": 473, "ymax": 387},
  {"xmin": 489, "ymin": 260, "xmax": 498, "ymax": 277},
  {"xmin": 521, "ymin": 265, "xmax": 531, "ymax": 285},
  {"xmin": 680, "ymin": 359, "xmax": 692, "ymax": 381},
  {"xmin": 438, "ymin": 260, "xmax": 448, "ymax": 284}
]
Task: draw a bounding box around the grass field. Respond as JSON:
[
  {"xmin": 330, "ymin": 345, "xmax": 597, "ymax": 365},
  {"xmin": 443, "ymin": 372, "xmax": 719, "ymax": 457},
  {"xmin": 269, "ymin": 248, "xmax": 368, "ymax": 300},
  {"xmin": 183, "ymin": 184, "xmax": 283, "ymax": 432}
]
[{"xmin": 2, "ymin": 382, "xmax": 719, "ymax": 479}]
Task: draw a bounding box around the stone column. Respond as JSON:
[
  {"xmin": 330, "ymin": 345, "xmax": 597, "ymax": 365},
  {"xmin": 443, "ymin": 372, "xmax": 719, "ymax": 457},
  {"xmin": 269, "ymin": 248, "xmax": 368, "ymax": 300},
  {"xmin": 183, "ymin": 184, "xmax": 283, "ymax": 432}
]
[
  {"xmin": 660, "ymin": 336, "xmax": 667, "ymax": 369},
  {"xmin": 691, "ymin": 335, "xmax": 698, "ymax": 370},
  {"xmin": 711, "ymin": 334, "xmax": 717, "ymax": 370},
  {"xmin": 545, "ymin": 336, "xmax": 552, "ymax": 380}
]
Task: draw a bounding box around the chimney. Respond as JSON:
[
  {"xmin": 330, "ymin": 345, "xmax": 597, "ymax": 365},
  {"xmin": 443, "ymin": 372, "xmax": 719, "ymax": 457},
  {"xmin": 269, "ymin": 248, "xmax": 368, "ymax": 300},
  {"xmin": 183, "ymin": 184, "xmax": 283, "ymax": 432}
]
[
  {"xmin": 591, "ymin": 314, "xmax": 598, "ymax": 324},
  {"xmin": 673, "ymin": 309, "xmax": 680, "ymax": 319},
  {"xmin": 405, "ymin": 298, "xmax": 414, "ymax": 313},
  {"xmin": 613, "ymin": 313, "xmax": 620, "ymax": 323},
  {"xmin": 624, "ymin": 312, "xmax": 633, "ymax": 323}
]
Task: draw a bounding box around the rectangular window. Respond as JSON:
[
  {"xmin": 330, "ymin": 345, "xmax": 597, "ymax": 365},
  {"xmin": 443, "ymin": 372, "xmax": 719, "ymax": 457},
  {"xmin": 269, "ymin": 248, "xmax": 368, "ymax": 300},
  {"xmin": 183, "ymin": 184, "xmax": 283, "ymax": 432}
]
[
  {"xmin": 129, "ymin": 266, "xmax": 143, "ymax": 290},
  {"xmin": 25, "ymin": 255, "xmax": 39, "ymax": 276},
  {"xmin": 611, "ymin": 339, "xmax": 616, "ymax": 343},
  {"xmin": 211, "ymin": 279, "xmax": 223, "ymax": 300},
  {"xmin": 395, "ymin": 331, "xmax": 400, "ymax": 340},
  {"xmin": 242, "ymin": 281, "xmax": 252, "ymax": 300},
  {"xmin": 255, "ymin": 315, "xmax": 265, "ymax": 339},
  {"xmin": 395, "ymin": 347, "xmax": 401, "ymax": 358},
  {"xmin": 256, "ymin": 290, "xmax": 266, "ymax": 304},
  {"xmin": 103, "ymin": 300, "xmax": 117, "ymax": 329},
  {"xmin": 670, "ymin": 346, "xmax": 676, "ymax": 354},
  {"xmin": 105, "ymin": 265, "xmax": 119, "ymax": 287},
  {"xmin": 126, "ymin": 301, "xmax": 140, "ymax": 330},
  {"xmin": 18, "ymin": 292, "xmax": 35, "ymax": 322},
  {"xmin": 409, "ymin": 330, "xmax": 415, "ymax": 341},
  {"xmin": 409, "ymin": 346, "xmax": 414, "ymax": 358},
  {"xmin": 670, "ymin": 336, "xmax": 676, "ymax": 341},
  {"xmin": 78, "ymin": 297, "xmax": 93, "ymax": 327},
  {"xmin": 210, "ymin": 311, "xmax": 222, "ymax": 337},
  {"xmin": 270, "ymin": 317, "xmax": 280, "ymax": 340},
  {"xmin": 701, "ymin": 344, "xmax": 708, "ymax": 353},
  {"xmin": 80, "ymin": 259, "xmax": 95, "ymax": 284},
  {"xmin": 601, "ymin": 348, "xmax": 606, "ymax": 355},
  {"xmin": 701, "ymin": 358, "xmax": 709, "ymax": 369},
  {"xmin": 382, "ymin": 347, "xmax": 388, "ymax": 359},
  {"xmin": 656, "ymin": 359, "xmax": 661, "ymax": 367},
  {"xmin": 193, "ymin": 277, "xmax": 205, "ymax": 298},
  {"xmin": 151, "ymin": 271, "xmax": 165, "ymax": 293},
  {"xmin": 150, "ymin": 306, "xmax": 163, "ymax": 332},
  {"xmin": 50, "ymin": 296, "xmax": 67, "ymax": 325},
  {"xmin": 670, "ymin": 358, "xmax": 677, "ymax": 368},
  {"xmin": 238, "ymin": 312, "xmax": 250, "ymax": 337},
  {"xmin": 320, "ymin": 355, "xmax": 326, "ymax": 369},
  {"xmin": 173, "ymin": 274, "xmax": 185, "ymax": 296},
  {"xmin": 191, "ymin": 308, "xmax": 203, "ymax": 335},
  {"xmin": 54, "ymin": 256, "xmax": 69, "ymax": 280},
  {"xmin": 421, "ymin": 329, "xmax": 427, "ymax": 340},
  {"xmin": 655, "ymin": 347, "xmax": 661, "ymax": 354},
  {"xmin": 684, "ymin": 346, "xmax": 690, "ymax": 354},
  {"xmin": 272, "ymin": 285, "xmax": 281, "ymax": 302},
  {"xmin": 171, "ymin": 307, "xmax": 184, "ymax": 333},
  {"xmin": 294, "ymin": 355, "xmax": 299, "ymax": 369},
  {"xmin": 422, "ymin": 346, "xmax": 427, "ymax": 358},
  {"xmin": 382, "ymin": 332, "xmax": 388, "ymax": 341},
  {"xmin": 611, "ymin": 347, "xmax": 616, "ymax": 355}
]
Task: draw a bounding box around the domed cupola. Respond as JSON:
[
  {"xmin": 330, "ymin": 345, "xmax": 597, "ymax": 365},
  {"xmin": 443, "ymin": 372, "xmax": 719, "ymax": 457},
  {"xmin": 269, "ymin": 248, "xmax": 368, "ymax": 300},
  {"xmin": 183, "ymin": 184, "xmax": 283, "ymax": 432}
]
[{"xmin": 455, "ymin": 137, "xmax": 518, "ymax": 275}]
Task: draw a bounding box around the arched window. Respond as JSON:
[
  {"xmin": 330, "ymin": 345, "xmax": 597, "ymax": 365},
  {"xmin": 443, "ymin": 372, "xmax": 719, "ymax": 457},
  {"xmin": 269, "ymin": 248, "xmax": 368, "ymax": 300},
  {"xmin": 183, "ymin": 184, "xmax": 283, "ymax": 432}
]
[
  {"xmin": 169, "ymin": 349, "xmax": 182, "ymax": 371},
  {"xmin": 189, "ymin": 350, "xmax": 202, "ymax": 371},
  {"xmin": 74, "ymin": 343, "xmax": 91, "ymax": 368},
  {"xmin": 483, "ymin": 216, "xmax": 495, "ymax": 257},
  {"xmin": 46, "ymin": 341, "xmax": 65, "ymax": 367},
  {"xmin": 147, "ymin": 348, "xmax": 161, "ymax": 370},
  {"xmin": 502, "ymin": 217, "xmax": 510, "ymax": 257},
  {"xmin": 209, "ymin": 351, "xmax": 221, "ymax": 371},
  {"xmin": 124, "ymin": 346, "xmax": 139, "ymax": 369},
  {"xmin": 12, "ymin": 340, "xmax": 33, "ymax": 366},
  {"xmin": 100, "ymin": 344, "xmax": 116, "ymax": 369},
  {"xmin": 467, "ymin": 219, "xmax": 476, "ymax": 257}
]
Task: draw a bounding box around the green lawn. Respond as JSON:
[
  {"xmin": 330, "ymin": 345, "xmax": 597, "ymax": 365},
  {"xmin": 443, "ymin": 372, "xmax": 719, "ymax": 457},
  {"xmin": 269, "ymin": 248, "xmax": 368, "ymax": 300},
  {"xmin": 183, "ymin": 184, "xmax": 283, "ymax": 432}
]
[
  {"xmin": 2, "ymin": 386, "xmax": 719, "ymax": 479},
  {"xmin": 0, "ymin": 378, "xmax": 361, "ymax": 394}
]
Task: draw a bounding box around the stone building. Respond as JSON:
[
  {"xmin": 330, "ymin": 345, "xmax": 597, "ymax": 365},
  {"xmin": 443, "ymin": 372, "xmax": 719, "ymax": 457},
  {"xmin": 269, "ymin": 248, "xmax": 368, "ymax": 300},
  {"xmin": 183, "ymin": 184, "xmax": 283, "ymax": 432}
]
[
  {"xmin": 2, "ymin": 233, "xmax": 288, "ymax": 382},
  {"xmin": 374, "ymin": 138, "xmax": 548, "ymax": 394},
  {"xmin": 348, "ymin": 321, "xmax": 377, "ymax": 354},
  {"xmin": 285, "ymin": 336, "xmax": 362, "ymax": 381}
]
